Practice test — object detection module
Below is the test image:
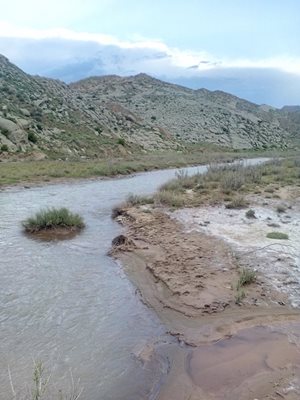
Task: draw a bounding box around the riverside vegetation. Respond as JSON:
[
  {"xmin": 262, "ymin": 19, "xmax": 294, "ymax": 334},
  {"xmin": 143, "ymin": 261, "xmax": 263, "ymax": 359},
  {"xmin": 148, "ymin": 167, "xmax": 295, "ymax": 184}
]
[
  {"xmin": 0, "ymin": 146, "xmax": 289, "ymax": 187},
  {"xmin": 1, "ymin": 53, "xmax": 300, "ymax": 188},
  {"xmin": 115, "ymin": 156, "xmax": 300, "ymax": 311},
  {"xmin": 126, "ymin": 157, "xmax": 300, "ymax": 209},
  {"xmin": 23, "ymin": 207, "xmax": 85, "ymax": 234}
]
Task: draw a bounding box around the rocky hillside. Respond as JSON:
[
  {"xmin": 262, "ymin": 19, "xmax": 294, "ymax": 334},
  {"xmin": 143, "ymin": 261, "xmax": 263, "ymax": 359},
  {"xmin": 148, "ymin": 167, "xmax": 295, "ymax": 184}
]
[
  {"xmin": 0, "ymin": 54, "xmax": 298, "ymax": 159},
  {"xmin": 279, "ymin": 106, "xmax": 300, "ymax": 145}
]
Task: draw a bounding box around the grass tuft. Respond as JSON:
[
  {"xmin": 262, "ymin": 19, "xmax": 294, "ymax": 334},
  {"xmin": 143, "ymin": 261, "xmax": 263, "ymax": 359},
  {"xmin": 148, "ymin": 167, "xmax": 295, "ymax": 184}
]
[
  {"xmin": 154, "ymin": 190, "xmax": 186, "ymax": 208},
  {"xmin": 23, "ymin": 207, "xmax": 85, "ymax": 233},
  {"xmin": 235, "ymin": 288, "xmax": 246, "ymax": 305},
  {"xmin": 237, "ymin": 268, "xmax": 256, "ymax": 289},
  {"xmin": 225, "ymin": 196, "xmax": 248, "ymax": 209},
  {"xmin": 125, "ymin": 193, "xmax": 154, "ymax": 206},
  {"xmin": 266, "ymin": 231, "xmax": 289, "ymax": 240}
]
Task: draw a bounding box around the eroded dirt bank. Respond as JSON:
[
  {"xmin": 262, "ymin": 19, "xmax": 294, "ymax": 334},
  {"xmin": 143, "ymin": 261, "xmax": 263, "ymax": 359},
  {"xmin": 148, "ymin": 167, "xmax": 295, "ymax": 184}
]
[{"xmin": 110, "ymin": 203, "xmax": 300, "ymax": 399}]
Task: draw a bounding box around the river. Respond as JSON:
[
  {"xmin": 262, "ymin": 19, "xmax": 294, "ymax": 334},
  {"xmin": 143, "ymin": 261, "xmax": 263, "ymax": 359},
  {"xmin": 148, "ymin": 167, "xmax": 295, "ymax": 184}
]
[{"xmin": 0, "ymin": 159, "xmax": 268, "ymax": 399}]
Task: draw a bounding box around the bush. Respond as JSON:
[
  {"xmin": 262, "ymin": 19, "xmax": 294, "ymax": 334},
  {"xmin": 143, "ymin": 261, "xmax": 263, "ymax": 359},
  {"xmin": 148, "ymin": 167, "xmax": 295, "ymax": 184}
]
[
  {"xmin": 276, "ymin": 205, "xmax": 286, "ymax": 214},
  {"xmin": 237, "ymin": 268, "xmax": 256, "ymax": 289},
  {"xmin": 245, "ymin": 209, "xmax": 256, "ymax": 219},
  {"xmin": 0, "ymin": 144, "xmax": 8, "ymax": 152},
  {"xmin": 28, "ymin": 131, "xmax": 38, "ymax": 143},
  {"xmin": 23, "ymin": 207, "xmax": 85, "ymax": 233},
  {"xmin": 1, "ymin": 128, "xmax": 9, "ymax": 138},
  {"xmin": 117, "ymin": 137, "xmax": 125, "ymax": 146},
  {"xmin": 266, "ymin": 231, "xmax": 289, "ymax": 240},
  {"xmin": 225, "ymin": 196, "xmax": 248, "ymax": 209}
]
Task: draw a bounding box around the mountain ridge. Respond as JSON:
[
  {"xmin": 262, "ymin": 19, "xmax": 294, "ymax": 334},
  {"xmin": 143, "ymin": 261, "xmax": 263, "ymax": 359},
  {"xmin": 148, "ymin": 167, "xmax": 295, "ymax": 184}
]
[{"xmin": 0, "ymin": 54, "xmax": 298, "ymax": 159}]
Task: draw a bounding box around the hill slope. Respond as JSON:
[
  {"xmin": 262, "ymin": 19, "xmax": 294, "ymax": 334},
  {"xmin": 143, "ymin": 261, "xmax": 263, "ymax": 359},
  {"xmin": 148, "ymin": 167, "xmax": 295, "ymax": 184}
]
[{"xmin": 0, "ymin": 54, "xmax": 298, "ymax": 159}]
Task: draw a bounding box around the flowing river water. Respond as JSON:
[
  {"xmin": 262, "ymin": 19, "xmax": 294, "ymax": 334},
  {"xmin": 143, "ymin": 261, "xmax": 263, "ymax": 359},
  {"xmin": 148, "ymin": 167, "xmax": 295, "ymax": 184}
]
[{"xmin": 0, "ymin": 159, "xmax": 268, "ymax": 399}]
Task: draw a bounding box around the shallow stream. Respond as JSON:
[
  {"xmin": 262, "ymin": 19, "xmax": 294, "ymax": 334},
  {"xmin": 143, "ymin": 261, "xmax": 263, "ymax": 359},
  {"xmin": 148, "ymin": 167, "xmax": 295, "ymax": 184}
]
[{"xmin": 0, "ymin": 159, "xmax": 267, "ymax": 399}]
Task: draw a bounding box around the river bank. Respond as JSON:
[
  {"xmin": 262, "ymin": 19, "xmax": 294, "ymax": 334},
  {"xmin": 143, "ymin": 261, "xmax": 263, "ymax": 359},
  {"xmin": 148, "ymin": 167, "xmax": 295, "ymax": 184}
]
[
  {"xmin": 0, "ymin": 147, "xmax": 290, "ymax": 188},
  {"xmin": 111, "ymin": 159, "xmax": 300, "ymax": 399}
]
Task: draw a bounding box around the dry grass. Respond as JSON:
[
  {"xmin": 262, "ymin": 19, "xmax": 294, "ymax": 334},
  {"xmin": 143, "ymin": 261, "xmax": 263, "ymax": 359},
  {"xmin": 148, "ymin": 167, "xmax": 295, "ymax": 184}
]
[
  {"xmin": 150, "ymin": 157, "xmax": 300, "ymax": 209},
  {"xmin": 234, "ymin": 268, "xmax": 256, "ymax": 304},
  {"xmin": 237, "ymin": 268, "xmax": 256, "ymax": 288},
  {"xmin": 8, "ymin": 361, "xmax": 83, "ymax": 400}
]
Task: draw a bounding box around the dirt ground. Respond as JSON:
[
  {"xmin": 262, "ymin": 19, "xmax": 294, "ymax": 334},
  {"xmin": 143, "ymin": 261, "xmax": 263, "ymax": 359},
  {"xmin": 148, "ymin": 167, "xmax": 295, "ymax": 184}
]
[{"xmin": 110, "ymin": 196, "xmax": 300, "ymax": 400}]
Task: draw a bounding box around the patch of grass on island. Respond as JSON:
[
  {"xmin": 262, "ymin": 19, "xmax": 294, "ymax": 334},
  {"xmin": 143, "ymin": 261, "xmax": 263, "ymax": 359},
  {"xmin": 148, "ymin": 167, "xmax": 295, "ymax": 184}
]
[
  {"xmin": 266, "ymin": 231, "xmax": 289, "ymax": 240},
  {"xmin": 23, "ymin": 207, "xmax": 85, "ymax": 234}
]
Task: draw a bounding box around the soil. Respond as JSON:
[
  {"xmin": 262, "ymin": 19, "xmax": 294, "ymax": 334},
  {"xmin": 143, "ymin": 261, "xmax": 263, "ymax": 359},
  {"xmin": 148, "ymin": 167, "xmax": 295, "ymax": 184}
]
[
  {"xmin": 25, "ymin": 226, "xmax": 82, "ymax": 241},
  {"xmin": 110, "ymin": 193, "xmax": 300, "ymax": 400}
]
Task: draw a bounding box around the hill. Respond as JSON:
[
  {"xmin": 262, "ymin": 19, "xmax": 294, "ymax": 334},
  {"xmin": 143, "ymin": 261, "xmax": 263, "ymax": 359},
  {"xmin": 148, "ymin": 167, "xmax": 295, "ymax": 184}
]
[{"xmin": 0, "ymin": 54, "xmax": 298, "ymax": 160}]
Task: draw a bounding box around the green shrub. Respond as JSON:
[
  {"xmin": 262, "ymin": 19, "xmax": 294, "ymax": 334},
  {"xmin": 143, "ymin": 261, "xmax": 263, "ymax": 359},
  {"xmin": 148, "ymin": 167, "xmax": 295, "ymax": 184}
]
[
  {"xmin": 245, "ymin": 209, "xmax": 256, "ymax": 219},
  {"xmin": 236, "ymin": 268, "xmax": 256, "ymax": 292},
  {"xmin": 1, "ymin": 128, "xmax": 9, "ymax": 138},
  {"xmin": 23, "ymin": 207, "xmax": 85, "ymax": 233},
  {"xmin": 266, "ymin": 231, "xmax": 289, "ymax": 240},
  {"xmin": 117, "ymin": 137, "xmax": 125, "ymax": 146},
  {"xmin": 0, "ymin": 144, "xmax": 8, "ymax": 152},
  {"xmin": 28, "ymin": 131, "xmax": 38, "ymax": 143}
]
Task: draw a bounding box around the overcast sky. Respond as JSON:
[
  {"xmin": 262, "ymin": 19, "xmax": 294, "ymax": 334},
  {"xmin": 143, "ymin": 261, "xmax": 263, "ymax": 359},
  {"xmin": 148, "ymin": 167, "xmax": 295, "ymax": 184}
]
[{"xmin": 1, "ymin": 0, "xmax": 299, "ymax": 106}]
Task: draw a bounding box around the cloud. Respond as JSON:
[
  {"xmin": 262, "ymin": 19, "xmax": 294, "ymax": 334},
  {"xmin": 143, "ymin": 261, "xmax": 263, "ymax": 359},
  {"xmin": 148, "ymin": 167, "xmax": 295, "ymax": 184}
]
[
  {"xmin": 0, "ymin": 22, "xmax": 300, "ymax": 106},
  {"xmin": 1, "ymin": 22, "xmax": 300, "ymax": 76}
]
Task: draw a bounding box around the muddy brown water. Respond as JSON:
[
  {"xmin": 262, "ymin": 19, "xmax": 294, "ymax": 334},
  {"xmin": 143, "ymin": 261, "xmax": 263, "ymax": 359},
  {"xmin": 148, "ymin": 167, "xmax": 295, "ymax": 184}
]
[
  {"xmin": 188, "ymin": 323, "xmax": 300, "ymax": 399},
  {"xmin": 0, "ymin": 159, "xmax": 269, "ymax": 399}
]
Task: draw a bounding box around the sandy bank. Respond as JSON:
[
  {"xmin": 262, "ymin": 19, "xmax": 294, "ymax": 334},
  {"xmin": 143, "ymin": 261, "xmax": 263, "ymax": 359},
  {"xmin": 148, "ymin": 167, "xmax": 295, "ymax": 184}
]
[
  {"xmin": 110, "ymin": 197, "xmax": 300, "ymax": 399},
  {"xmin": 111, "ymin": 208, "xmax": 297, "ymax": 341}
]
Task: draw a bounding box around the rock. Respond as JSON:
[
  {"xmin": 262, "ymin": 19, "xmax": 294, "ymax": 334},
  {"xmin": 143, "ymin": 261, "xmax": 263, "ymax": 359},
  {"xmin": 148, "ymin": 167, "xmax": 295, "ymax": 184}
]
[
  {"xmin": 0, "ymin": 116, "xmax": 27, "ymax": 144},
  {"xmin": 111, "ymin": 234, "xmax": 134, "ymax": 248},
  {"xmin": 20, "ymin": 108, "xmax": 30, "ymax": 117}
]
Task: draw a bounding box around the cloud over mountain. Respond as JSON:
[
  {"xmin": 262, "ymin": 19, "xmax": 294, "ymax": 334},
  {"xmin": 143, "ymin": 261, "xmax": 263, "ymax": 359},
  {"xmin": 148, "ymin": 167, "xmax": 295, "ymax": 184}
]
[{"xmin": 0, "ymin": 24, "xmax": 299, "ymax": 106}]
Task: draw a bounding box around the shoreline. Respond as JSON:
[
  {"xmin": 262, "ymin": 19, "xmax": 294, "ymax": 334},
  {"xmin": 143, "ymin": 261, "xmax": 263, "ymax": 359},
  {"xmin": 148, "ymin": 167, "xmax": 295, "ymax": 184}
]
[
  {"xmin": 0, "ymin": 149, "xmax": 283, "ymax": 191},
  {"xmin": 110, "ymin": 205, "xmax": 300, "ymax": 399},
  {"xmin": 0, "ymin": 156, "xmax": 249, "ymax": 192}
]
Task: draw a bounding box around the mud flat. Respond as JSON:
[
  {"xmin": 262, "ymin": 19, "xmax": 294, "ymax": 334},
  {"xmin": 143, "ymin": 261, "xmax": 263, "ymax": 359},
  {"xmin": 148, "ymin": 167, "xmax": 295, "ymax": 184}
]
[{"xmin": 111, "ymin": 197, "xmax": 300, "ymax": 399}]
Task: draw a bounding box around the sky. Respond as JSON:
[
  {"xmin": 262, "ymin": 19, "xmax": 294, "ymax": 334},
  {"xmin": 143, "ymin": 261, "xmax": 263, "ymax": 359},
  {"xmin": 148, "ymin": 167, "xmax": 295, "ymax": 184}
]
[{"xmin": 0, "ymin": 0, "xmax": 300, "ymax": 106}]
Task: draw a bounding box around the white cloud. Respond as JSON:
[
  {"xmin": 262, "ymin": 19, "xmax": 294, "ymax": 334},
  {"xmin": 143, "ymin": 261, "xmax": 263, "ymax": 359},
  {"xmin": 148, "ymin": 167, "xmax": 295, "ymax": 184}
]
[{"xmin": 0, "ymin": 21, "xmax": 300, "ymax": 76}]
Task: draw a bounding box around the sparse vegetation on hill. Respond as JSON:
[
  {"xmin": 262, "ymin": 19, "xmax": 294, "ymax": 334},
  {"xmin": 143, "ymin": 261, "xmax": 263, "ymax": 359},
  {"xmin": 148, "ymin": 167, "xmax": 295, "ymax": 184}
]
[{"xmin": 0, "ymin": 54, "xmax": 298, "ymax": 163}]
